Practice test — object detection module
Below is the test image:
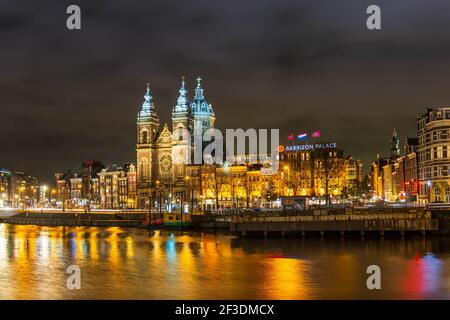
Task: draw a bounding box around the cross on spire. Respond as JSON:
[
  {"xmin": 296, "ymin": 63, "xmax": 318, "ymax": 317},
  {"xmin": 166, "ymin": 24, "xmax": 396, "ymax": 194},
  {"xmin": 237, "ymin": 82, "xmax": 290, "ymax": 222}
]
[
  {"xmin": 144, "ymin": 82, "xmax": 151, "ymax": 102},
  {"xmin": 194, "ymin": 76, "xmax": 204, "ymax": 100}
]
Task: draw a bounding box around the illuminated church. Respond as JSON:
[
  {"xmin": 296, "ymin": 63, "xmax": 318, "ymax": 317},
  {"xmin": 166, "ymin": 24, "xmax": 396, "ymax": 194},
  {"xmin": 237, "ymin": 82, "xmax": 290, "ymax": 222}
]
[{"xmin": 136, "ymin": 77, "xmax": 215, "ymax": 207}]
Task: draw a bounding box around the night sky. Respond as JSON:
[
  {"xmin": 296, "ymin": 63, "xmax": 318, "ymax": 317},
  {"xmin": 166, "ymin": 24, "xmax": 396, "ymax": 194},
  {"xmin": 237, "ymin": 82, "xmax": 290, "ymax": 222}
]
[{"xmin": 2, "ymin": 0, "xmax": 450, "ymax": 184}]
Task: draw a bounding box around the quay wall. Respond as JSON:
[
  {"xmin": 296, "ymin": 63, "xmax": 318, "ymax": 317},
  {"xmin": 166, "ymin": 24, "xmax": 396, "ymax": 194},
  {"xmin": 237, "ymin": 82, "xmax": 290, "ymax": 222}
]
[{"xmin": 0, "ymin": 211, "xmax": 146, "ymax": 228}]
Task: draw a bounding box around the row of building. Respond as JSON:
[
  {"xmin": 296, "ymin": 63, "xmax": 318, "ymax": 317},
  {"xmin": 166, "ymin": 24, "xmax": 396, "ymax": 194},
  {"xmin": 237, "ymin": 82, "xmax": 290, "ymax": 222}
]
[
  {"xmin": 18, "ymin": 79, "xmax": 449, "ymax": 210},
  {"xmin": 50, "ymin": 79, "xmax": 363, "ymax": 211},
  {"xmin": 53, "ymin": 151, "xmax": 363, "ymax": 211},
  {"xmin": 0, "ymin": 168, "xmax": 40, "ymax": 208},
  {"xmin": 371, "ymin": 107, "xmax": 450, "ymax": 204},
  {"xmin": 54, "ymin": 161, "xmax": 137, "ymax": 209}
]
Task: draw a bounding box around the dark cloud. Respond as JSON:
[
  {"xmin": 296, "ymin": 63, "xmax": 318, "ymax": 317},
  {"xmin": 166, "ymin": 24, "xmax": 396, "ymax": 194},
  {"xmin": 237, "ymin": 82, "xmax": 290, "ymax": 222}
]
[{"xmin": 1, "ymin": 0, "xmax": 450, "ymax": 184}]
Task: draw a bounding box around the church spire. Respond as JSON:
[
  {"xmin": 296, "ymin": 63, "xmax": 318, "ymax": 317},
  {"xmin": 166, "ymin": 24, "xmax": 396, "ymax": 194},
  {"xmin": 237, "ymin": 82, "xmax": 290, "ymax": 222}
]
[
  {"xmin": 138, "ymin": 83, "xmax": 155, "ymax": 118},
  {"xmin": 191, "ymin": 76, "xmax": 214, "ymax": 115},
  {"xmin": 174, "ymin": 77, "xmax": 189, "ymax": 113},
  {"xmin": 194, "ymin": 77, "xmax": 204, "ymax": 100},
  {"xmin": 390, "ymin": 128, "xmax": 400, "ymax": 158}
]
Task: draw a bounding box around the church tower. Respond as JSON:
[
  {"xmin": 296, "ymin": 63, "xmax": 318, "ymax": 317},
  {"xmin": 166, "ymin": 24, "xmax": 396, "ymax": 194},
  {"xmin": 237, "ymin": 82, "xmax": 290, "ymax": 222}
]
[
  {"xmin": 191, "ymin": 77, "xmax": 215, "ymax": 138},
  {"xmin": 171, "ymin": 77, "xmax": 193, "ymax": 180},
  {"xmin": 390, "ymin": 128, "xmax": 400, "ymax": 159},
  {"xmin": 136, "ymin": 83, "xmax": 160, "ymax": 207}
]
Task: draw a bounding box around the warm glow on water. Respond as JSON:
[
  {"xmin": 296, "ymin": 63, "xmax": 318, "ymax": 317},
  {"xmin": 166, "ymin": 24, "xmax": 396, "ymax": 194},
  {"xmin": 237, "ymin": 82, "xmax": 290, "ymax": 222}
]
[{"xmin": 0, "ymin": 223, "xmax": 449, "ymax": 299}]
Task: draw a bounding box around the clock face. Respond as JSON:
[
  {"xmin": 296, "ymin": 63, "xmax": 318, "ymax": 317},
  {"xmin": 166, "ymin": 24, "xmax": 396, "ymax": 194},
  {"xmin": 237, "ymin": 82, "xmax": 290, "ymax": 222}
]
[{"xmin": 159, "ymin": 154, "xmax": 172, "ymax": 175}]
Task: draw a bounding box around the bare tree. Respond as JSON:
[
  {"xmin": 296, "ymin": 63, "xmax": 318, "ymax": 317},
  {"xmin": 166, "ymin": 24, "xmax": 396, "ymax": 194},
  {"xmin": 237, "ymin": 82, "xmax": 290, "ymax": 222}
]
[
  {"xmin": 203, "ymin": 164, "xmax": 227, "ymax": 209},
  {"xmin": 316, "ymin": 150, "xmax": 343, "ymax": 206}
]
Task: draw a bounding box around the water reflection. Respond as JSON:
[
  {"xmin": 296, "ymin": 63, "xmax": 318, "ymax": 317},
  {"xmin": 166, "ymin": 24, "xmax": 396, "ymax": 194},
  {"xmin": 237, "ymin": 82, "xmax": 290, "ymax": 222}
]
[{"xmin": 0, "ymin": 223, "xmax": 449, "ymax": 299}]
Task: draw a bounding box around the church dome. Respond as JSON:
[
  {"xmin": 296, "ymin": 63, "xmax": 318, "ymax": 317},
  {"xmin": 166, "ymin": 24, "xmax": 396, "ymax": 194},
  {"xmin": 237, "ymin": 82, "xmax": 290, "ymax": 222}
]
[{"xmin": 190, "ymin": 77, "xmax": 214, "ymax": 116}]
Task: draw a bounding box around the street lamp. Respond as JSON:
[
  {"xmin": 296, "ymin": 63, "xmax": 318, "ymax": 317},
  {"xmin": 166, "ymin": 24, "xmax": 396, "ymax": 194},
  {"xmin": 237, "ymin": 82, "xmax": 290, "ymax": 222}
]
[
  {"xmin": 18, "ymin": 186, "xmax": 26, "ymax": 209},
  {"xmin": 184, "ymin": 176, "xmax": 190, "ymax": 214},
  {"xmin": 156, "ymin": 180, "xmax": 162, "ymax": 217},
  {"xmin": 178, "ymin": 176, "xmax": 190, "ymax": 232},
  {"xmin": 41, "ymin": 185, "xmax": 48, "ymax": 207}
]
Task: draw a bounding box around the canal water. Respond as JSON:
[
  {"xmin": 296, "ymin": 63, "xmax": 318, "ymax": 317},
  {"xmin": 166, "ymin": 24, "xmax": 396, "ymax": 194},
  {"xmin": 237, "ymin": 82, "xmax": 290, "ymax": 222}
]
[{"xmin": 0, "ymin": 223, "xmax": 449, "ymax": 299}]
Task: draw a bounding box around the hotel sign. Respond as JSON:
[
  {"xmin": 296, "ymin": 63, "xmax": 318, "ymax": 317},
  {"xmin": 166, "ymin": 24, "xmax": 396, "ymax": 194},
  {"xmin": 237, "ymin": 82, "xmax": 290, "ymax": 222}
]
[{"xmin": 283, "ymin": 142, "xmax": 337, "ymax": 152}]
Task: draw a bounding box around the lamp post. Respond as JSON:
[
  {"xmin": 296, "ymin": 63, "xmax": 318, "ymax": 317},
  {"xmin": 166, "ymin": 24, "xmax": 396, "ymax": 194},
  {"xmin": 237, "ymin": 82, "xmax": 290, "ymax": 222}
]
[
  {"xmin": 156, "ymin": 180, "xmax": 162, "ymax": 217},
  {"xmin": 50, "ymin": 189, "xmax": 56, "ymax": 206},
  {"xmin": 180, "ymin": 176, "xmax": 190, "ymax": 232},
  {"xmin": 148, "ymin": 185, "xmax": 153, "ymax": 226},
  {"xmin": 41, "ymin": 185, "xmax": 48, "ymax": 207},
  {"xmin": 18, "ymin": 186, "xmax": 26, "ymax": 210}
]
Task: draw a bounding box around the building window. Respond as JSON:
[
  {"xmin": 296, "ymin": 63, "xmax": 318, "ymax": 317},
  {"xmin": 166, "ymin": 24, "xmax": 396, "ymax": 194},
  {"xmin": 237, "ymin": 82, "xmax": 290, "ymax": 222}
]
[
  {"xmin": 426, "ymin": 149, "xmax": 431, "ymax": 161},
  {"xmin": 445, "ymin": 187, "xmax": 450, "ymax": 203},
  {"xmin": 434, "ymin": 187, "xmax": 441, "ymax": 202}
]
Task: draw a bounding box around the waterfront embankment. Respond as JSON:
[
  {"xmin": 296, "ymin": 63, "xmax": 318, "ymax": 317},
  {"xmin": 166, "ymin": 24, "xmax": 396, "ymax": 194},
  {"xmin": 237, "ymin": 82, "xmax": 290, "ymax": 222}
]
[
  {"xmin": 0, "ymin": 211, "xmax": 146, "ymax": 227},
  {"xmin": 1, "ymin": 208, "xmax": 449, "ymax": 237}
]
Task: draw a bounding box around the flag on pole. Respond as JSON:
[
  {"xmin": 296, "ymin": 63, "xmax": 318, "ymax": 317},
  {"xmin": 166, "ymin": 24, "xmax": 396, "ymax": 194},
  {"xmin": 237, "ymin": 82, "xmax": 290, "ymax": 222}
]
[
  {"xmin": 287, "ymin": 133, "xmax": 294, "ymax": 141},
  {"xmin": 312, "ymin": 130, "xmax": 321, "ymax": 138},
  {"xmin": 297, "ymin": 133, "xmax": 307, "ymax": 140}
]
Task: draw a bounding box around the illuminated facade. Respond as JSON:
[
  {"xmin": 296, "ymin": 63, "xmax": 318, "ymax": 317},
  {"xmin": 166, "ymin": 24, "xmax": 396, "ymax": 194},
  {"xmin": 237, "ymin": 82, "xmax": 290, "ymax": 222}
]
[
  {"xmin": 55, "ymin": 170, "xmax": 75, "ymax": 209},
  {"xmin": 370, "ymin": 130, "xmax": 418, "ymax": 203},
  {"xmin": 55, "ymin": 162, "xmax": 137, "ymax": 209},
  {"xmin": 417, "ymin": 107, "xmax": 450, "ymax": 204},
  {"xmin": 136, "ymin": 78, "xmax": 215, "ymax": 209},
  {"xmin": 133, "ymin": 79, "xmax": 363, "ymax": 211},
  {"xmin": 280, "ymin": 148, "xmax": 363, "ymax": 201},
  {"xmin": 0, "ymin": 168, "xmax": 40, "ymax": 208},
  {"xmin": 98, "ymin": 163, "xmax": 137, "ymax": 209},
  {"xmin": 370, "ymin": 107, "xmax": 450, "ymax": 205},
  {"xmin": 186, "ymin": 163, "xmax": 277, "ymax": 211},
  {"xmin": 178, "ymin": 147, "xmax": 363, "ymax": 211},
  {"xmin": 81, "ymin": 160, "xmax": 105, "ymax": 203},
  {"xmin": 0, "ymin": 169, "xmax": 11, "ymax": 208},
  {"xmin": 69, "ymin": 176, "xmax": 82, "ymax": 207}
]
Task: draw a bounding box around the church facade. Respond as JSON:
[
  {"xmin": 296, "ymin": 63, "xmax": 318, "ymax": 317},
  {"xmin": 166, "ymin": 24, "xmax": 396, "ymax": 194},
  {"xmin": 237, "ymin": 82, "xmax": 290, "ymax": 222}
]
[{"xmin": 136, "ymin": 77, "xmax": 215, "ymax": 208}]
